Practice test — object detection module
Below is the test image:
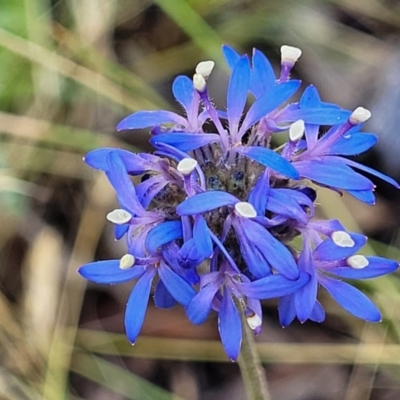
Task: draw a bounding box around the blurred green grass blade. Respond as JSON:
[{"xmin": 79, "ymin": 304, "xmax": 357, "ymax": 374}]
[
  {"xmin": 154, "ymin": 0, "xmax": 224, "ymax": 63},
  {"xmin": 76, "ymin": 329, "xmax": 227, "ymax": 361},
  {"xmin": 0, "ymin": 27, "xmax": 159, "ymax": 111},
  {"xmin": 71, "ymin": 351, "xmax": 184, "ymax": 400}
]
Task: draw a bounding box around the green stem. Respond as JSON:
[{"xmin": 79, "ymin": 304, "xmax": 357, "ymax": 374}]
[{"xmin": 238, "ymin": 313, "xmax": 271, "ymax": 400}]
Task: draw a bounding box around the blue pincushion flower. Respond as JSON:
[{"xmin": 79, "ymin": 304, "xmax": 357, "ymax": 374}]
[{"xmin": 78, "ymin": 44, "xmax": 399, "ymax": 360}]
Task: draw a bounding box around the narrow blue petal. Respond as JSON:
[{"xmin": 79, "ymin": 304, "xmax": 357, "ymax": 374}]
[
  {"xmin": 186, "ymin": 275, "xmax": 222, "ymax": 324},
  {"xmin": 145, "ymin": 221, "xmax": 182, "ymax": 254},
  {"xmin": 314, "ymin": 232, "xmax": 366, "ymax": 261},
  {"xmin": 136, "ymin": 175, "xmax": 169, "ymax": 208},
  {"xmin": 347, "ymin": 190, "xmax": 376, "ymax": 205},
  {"xmin": 299, "ymin": 85, "xmax": 322, "ymax": 108},
  {"xmin": 278, "ymin": 295, "xmax": 296, "ymax": 327},
  {"xmin": 218, "ymin": 288, "xmax": 242, "ymax": 361},
  {"xmin": 114, "ymin": 224, "xmax": 129, "ymax": 240},
  {"xmin": 250, "ymin": 49, "xmax": 276, "ymax": 98},
  {"xmin": 85, "ymin": 148, "xmax": 164, "ymax": 174},
  {"xmin": 193, "ymin": 215, "xmax": 213, "ymax": 258},
  {"xmin": 327, "ymin": 133, "xmax": 377, "ymax": 156},
  {"xmin": 239, "ymin": 271, "xmax": 309, "ymax": 299},
  {"xmin": 280, "ymin": 107, "xmax": 351, "ymax": 125},
  {"xmin": 78, "ymin": 260, "xmax": 146, "ymax": 284},
  {"xmin": 222, "ymin": 45, "xmax": 241, "ymax": 70},
  {"xmin": 319, "ymin": 275, "xmax": 381, "ymax": 322},
  {"xmin": 235, "ymin": 146, "xmax": 299, "ymax": 179},
  {"xmin": 150, "ymin": 132, "xmax": 220, "ymax": 152},
  {"xmin": 295, "ymin": 242, "xmax": 318, "ymax": 322},
  {"xmin": 330, "ymin": 257, "xmax": 398, "ymax": 279},
  {"xmin": 338, "ymin": 157, "xmax": 400, "ymax": 188},
  {"xmin": 106, "ymin": 152, "xmax": 147, "ymax": 216},
  {"xmin": 294, "ymin": 158, "xmax": 374, "ymax": 190},
  {"xmin": 125, "ymin": 269, "xmax": 156, "ymax": 343},
  {"xmin": 117, "ymin": 110, "xmax": 187, "ymax": 131},
  {"xmin": 239, "ymin": 80, "xmax": 301, "ymax": 137},
  {"xmin": 179, "ymin": 239, "xmax": 202, "ymax": 268},
  {"xmin": 248, "ymin": 170, "xmax": 270, "ymax": 215},
  {"xmin": 237, "ymin": 218, "xmax": 300, "ymax": 279},
  {"xmin": 154, "ymin": 279, "xmax": 175, "ymax": 308},
  {"xmin": 309, "ymin": 301, "xmax": 325, "ymax": 323},
  {"xmin": 227, "ymin": 55, "xmax": 250, "ymax": 133},
  {"xmin": 172, "ymin": 75, "xmax": 194, "ymax": 113},
  {"xmin": 158, "ymin": 261, "xmax": 196, "ymax": 306},
  {"xmin": 177, "ymin": 191, "xmax": 238, "ymax": 215}
]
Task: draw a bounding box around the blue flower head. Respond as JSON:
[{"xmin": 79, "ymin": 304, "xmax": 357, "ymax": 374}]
[{"xmin": 78, "ymin": 44, "xmax": 399, "ymax": 360}]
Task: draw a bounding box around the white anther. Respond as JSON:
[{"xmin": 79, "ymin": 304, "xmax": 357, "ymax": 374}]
[
  {"xmin": 331, "ymin": 231, "xmax": 355, "ymax": 247},
  {"xmin": 195, "ymin": 60, "xmax": 215, "ymax": 79},
  {"xmin": 347, "ymin": 255, "xmax": 369, "ymax": 269},
  {"xmin": 235, "ymin": 202, "xmax": 257, "ymax": 218},
  {"xmin": 193, "ymin": 73, "xmax": 206, "ymax": 92},
  {"xmin": 289, "ymin": 120, "xmax": 305, "ymax": 141},
  {"xmin": 349, "ymin": 107, "xmax": 371, "ymax": 124},
  {"xmin": 119, "ymin": 254, "xmax": 135, "ymax": 269},
  {"xmin": 177, "ymin": 158, "xmax": 198, "ymax": 175},
  {"xmin": 281, "ymin": 45, "xmax": 302, "ymax": 64},
  {"xmin": 107, "ymin": 209, "xmax": 132, "ymax": 224},
  {"xmin": 247, "ymin": 313, "xmax": 262, "ymax": 330}
]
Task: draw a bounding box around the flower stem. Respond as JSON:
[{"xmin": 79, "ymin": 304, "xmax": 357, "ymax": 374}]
[{"xmin": 238, "ymin": 313, "xmax": 271, "ymax": 400}]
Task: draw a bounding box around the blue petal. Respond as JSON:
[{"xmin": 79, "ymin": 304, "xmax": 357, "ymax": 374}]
[
  {"xmin": 218, "ymin": 288, "xmax": 242, "ymax": 361},
  {"xmin": 338, "ymin": 157, "xmax": 400, "ymax": 189},
  {"xmin": 299, "ymin": 85, "xmax": 322, "ymax": 108},
  {"xmin": 150, "ymin": 132, "xmax": 220, "ymax": 152},
  {"xmin": 319, "ymin": 275, "xmax": 381, "ymax": 322},
  {"xmin": 125, "ymin": 269, "xmax": 156, "ymax": 343},
  {"xmin": 347, "ymin": 190, "xmax": 375, "ymax": 205},
  {"xmin": 176, "ymin": 191, "xmax": 238, "ymax": 215},
  {"xmin": 238, "ymin": 80, "xmax": 301, "ymax": 137},
  {"xmin": 294, "ymin": 158, "xmax": 374, "ymax": 190},
  {"xmin": 236, "ymin": 218, "xmax": 300, "ymax": 279},
  {"xmin": 250, "ymin": 49, "xmax": 276, "ymax": 98},
  {"xmin": 329, "ymin": 257, "xmax": 398, "ymax": 279},
  {"xmin": 278, "ymin": 295, "xmax": 296, "ymax": 327},
  {"xmin": 239, "ymin": 271, "xmax": 309, "ymax": 299},
  {"xmin": 106, "ymin": 152, "xmax": 147, "ymax": 216},
  {"xmin": 227, "ymin": 55, "xmax": 250, "ymax": 133},
  {"xmin": 158, "ymin": 261, "xmax": 196, "ymax": 306},
  {"xmin": 117, "ymin": 110, "xmax": 187, "ymax": 131},
  {"xmin": 78, "ymin": 260, "xmax": 146, "ymax": 284},
  {"xmin": 314, "ymin": 232, "xmax": 366, "ymax": 261},
  {"xmin": 186, "ymin": 274, "xmax": 222, "ymax": 324},
  {"xmin": 179, "ymin": 239, "xmax": 203, "ymax": 268},
  {"xmin": 85, "ymin": 148, "xmax": 164, "ymax": 174},
  {"xmin": 154, "ymin": 279, "xmax": 175, "ymax": 308},
  {"xmin": 114, "ymin": 224, "xmax": 129, "ymax": 240},
  {"xmin": 248, "ymin": 170, "xmax": 270, "ymax": 215},
  {"xmin": 309, "ymin": 301, "xmax": 325, "ymax": 323},
  {"xmin": 193, "ymin": 215, "xmax": 213, "ymax": 258},
  {"xmin": 222, "ymin": 45, "xmax": 241, "ymax": 70},
  {"xmin": 294, "ymin": 242, "xmax": 317, "ymax": 322},
  {"xmin": 145, "ymin": 221, "xmax": 182, "ymax": 254},
  {"xmin": 327, "ymin": 133, "xmax": 377, "ymax": 156},
  {"xmin": 235, "ymin": 146, "xmax": 299, "ymax": 179},
  {"xmin": 279, "ymin": 107, "xmax": 351, "ymax": 125},
  {"xmin": 172, "ymin": 75, "xmax": 194, "ymax": 113}
]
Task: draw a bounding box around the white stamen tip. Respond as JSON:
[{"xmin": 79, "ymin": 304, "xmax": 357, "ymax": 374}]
[
  {"xmin": 195, "ymin": 60, "xmax": 215, "ymax": 79},
  {"xmin": 107, "ymin": 209, "xmax": 132, "ymax": 224},
  {"xmin": 331, "ymin": 231, "xmax": 355, "ymax": 247},
  {"xmin": 119, "ymin": 254, "xmax": 135, "ymax": 269},
  {"xmin": 289, "ymin": 120, "xmax": 305, "ymax": 141},
  {"xmin": 235, "ymin": 202, "xmax": 257, "ymax": 218},
  {"xmin": 347, "ymin": 255, "xmax": 369, "ymax": 269},
  {"xmin": 193, "ymin": 73, "xmax": 206, "ymax": 92},
  {"xmin": 177, "ymin": 158, "xmax": 198, "ymax": 175},
  {"xmin": 350, "ymin": 107, "xmax": 371, "ymax": 124},
  {"xmin": 281, "ymin": 45, "xmax": 302, "ymax": 63},
  {"xmin": 247, "ymin": 313, "xmax": 262, "ymax": 330}
]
